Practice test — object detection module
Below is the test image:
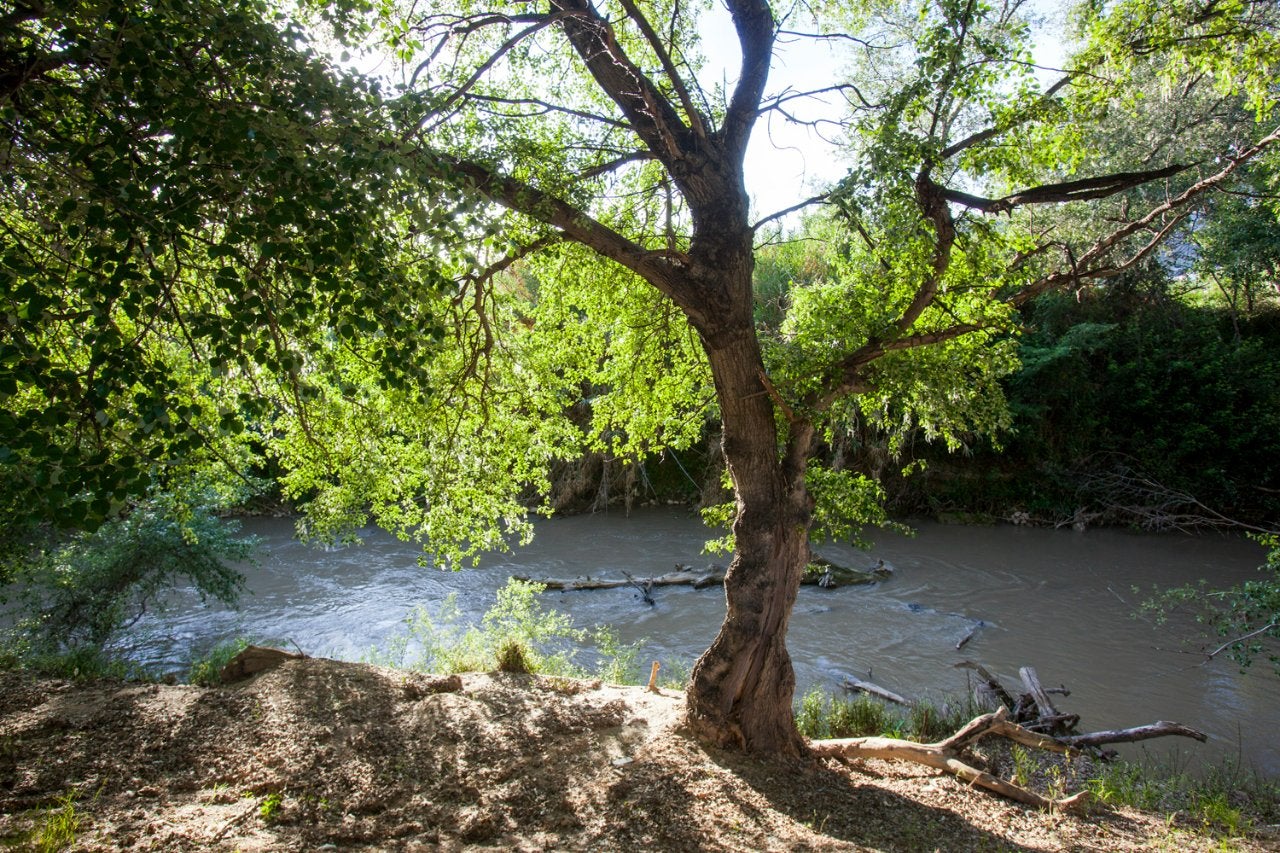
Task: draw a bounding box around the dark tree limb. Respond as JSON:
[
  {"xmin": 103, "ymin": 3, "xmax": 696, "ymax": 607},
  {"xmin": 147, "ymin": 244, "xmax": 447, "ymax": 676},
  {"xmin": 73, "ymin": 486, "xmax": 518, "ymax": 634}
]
[
  {"xmin": 552, "ymin": 0, "xmax": 695, "ymax": 165},
  {"xmin": 940, "ymin": 163, "xmax": 1190, "ymax": 214},
  {"xmin": 616, "ymin": 0, "xmax": 709, "ymax": 141},
  {"xmin": 721, "ymin": 0, "xmax": 776, "ymax": 160}
]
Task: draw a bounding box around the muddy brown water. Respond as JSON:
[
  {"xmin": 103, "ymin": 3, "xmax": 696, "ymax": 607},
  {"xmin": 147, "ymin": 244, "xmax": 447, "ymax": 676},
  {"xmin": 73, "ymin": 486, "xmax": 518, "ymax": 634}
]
[{"xmin": 134, "ymin": 508, "xmax": 1278, "ymax": 775}]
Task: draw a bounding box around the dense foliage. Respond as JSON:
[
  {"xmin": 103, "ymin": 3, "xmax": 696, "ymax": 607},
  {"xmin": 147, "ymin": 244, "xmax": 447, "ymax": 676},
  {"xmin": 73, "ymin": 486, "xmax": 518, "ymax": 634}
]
[
  {"xmin": 1, "ymin": 0, "xmax": 456, "ymax": 548},
  {"xmin": 878, "ymin": 276, "xmax": 1280, "ymax": 527}
]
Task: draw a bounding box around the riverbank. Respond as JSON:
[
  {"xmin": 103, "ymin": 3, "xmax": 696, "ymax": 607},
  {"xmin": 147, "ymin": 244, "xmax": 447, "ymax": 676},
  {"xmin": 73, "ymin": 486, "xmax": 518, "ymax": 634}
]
[{"xmin": 1, "ymin": 658, "xmax": 1276, "ymax": 851}]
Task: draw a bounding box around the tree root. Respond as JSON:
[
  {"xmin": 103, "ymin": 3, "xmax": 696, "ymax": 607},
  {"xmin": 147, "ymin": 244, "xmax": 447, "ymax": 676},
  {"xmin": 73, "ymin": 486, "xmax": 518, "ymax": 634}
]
[{"xmin": 810, "ymin": 707, "xmax": 1205, "ymax": 812}]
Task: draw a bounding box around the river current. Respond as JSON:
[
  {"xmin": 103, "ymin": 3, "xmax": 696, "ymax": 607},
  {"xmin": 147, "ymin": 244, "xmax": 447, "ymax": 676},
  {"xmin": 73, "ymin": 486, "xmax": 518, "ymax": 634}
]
[{"xmin": 134, "ymin": 508, "xmax": 1279, "ymax": 774}]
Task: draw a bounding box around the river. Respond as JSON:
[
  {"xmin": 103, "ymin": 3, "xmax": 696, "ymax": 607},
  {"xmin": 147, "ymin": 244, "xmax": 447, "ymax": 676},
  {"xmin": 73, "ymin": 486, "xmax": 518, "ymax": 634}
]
[{"xmin": 134, "ymin": 508, "xmax": 1279, "ymax": 775}]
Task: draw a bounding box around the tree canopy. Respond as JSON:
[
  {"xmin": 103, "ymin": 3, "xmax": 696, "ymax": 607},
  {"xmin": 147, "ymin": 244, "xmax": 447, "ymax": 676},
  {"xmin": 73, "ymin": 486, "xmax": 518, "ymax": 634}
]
[{"xmin": 3, "ymin": 0, "xmax": 1278, "ymax": 752}]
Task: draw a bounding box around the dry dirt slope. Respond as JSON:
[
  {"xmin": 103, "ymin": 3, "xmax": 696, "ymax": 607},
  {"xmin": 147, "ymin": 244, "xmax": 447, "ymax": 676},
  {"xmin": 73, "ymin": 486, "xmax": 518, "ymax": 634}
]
[{"xmin": 0, "ymin": 658, "xmax": 1271, "ymax": 851}]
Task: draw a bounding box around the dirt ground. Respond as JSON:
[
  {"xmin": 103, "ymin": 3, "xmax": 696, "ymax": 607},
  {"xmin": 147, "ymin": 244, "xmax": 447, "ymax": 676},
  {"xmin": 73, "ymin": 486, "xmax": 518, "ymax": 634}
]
[{"xmin": 0, "ymin": 658, "xmax": 1275, "ymax": 851}]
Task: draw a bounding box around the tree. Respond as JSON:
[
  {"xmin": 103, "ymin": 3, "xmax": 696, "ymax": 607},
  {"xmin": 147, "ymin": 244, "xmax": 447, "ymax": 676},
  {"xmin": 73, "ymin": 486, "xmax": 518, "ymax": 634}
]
[{"xmin": 4, "ymin": 0, "xmax": 1278, "ymax": 756}]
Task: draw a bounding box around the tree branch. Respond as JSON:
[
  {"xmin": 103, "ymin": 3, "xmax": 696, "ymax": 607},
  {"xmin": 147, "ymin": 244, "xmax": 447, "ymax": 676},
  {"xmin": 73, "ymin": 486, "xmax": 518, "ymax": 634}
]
[
  {"xmin": 551, "ymin": 0, "xmax": 694, "ymax": 165},
  {"xmin": 420, "ymin": 152, "xmax": 697, "ymax": 315},
  {"xmin": 1009, "ymin": 123, "xmax": 1280, "ymax": 304},
  {"xmin": 616, "ymin": 0, "xmax": 709, "ymax": 141},
  {"xmin": 941, "ymin": 163, "xmax": 1190, "ymax": 214},
  {"xmin": 1200, "ymin": 622, "xmax": 1279, "ymax": 664},
  {"xmin": 722, "ymin": 0, "xmax": 776, "ymax": 160},
  {"xmin": 938, "ymin": 74, "xmax": 1074, "ymax": 160},
  {"xmin": 411, "ymin": 14, "xmax": 569, "ymax": 136},
  {"xmin": 466, "ymin": 93, "xmax": 632, "ymax": 130},
  {"xmin": 751, "ymin": 192, "xmax": 829, "ymax": 231}
]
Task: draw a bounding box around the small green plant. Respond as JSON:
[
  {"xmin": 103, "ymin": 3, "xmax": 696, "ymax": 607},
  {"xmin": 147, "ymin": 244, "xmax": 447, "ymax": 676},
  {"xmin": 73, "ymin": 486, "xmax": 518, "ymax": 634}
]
[
  {"xmin": 1010, "ymin": 745, "xmax": 1035, "ymax": 788},
  {"xmin": 187, "ymin": 637, "xmax": 252, "ymax": 686},
  {"xmin": 259, "ymin": 792, "xmax": 283, "ymax": 822},
  {"xmin": 1196, "ymin": 792, "xmax": 1248, "ymax": 838},
  {"xmin": 34, "ymin": 791, "xmax": 79, "ymax": 852},
  {"xmin": 657, "ymin": 656, "xmax": 692, "ymax": 690},
  {"xmin": 795, "ymin": 687, "xmax": 895, "ymax": 739},
  {"xmin": 10, "ymin": 644, "xmax": 150, "ymax": 682},
  {"xmin": 369, "ymin": 579, "xmax": 649, "ymax": 681},
  {"xmin": 592, "ymin": 625, "xmax": 643, "ymax": 685},
  {"xmin": 796, "ymin": 688, "xmax": 980, "ymax": 742},
  {"xmin": 495, "ymin": 639, "xmax": 531, "ymax": 674}
]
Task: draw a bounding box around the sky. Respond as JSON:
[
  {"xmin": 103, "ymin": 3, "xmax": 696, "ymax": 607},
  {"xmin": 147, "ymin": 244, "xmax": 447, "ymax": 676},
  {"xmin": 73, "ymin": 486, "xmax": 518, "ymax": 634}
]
[{"xmin": 696, "ymin": 0, "xmax": 1074, "ymax": 225}]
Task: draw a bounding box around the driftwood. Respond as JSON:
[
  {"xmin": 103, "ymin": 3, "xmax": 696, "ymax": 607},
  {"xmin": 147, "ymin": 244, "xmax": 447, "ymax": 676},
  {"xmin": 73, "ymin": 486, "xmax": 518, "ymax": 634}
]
[
  {"xmin": 1019, "ymin": 667, "xmax": 1060, "ymax": 718},
  {"xmin": 955, "ymin": 624, "xmax": 980, "ymax": 651},
  {"xmin": 805, "ymin": 557, "xmax": 893, "ymax": 589},
  {"xmin": 513, "ymin": 567, "xmax": 726, "ymax": 592},
  {"xmin": 812, "ymin": 707, "xmax": 1092, "ymax": 811},
  {"xmin": 518, "ymin": 558, "xmax": 891, "ymax": 597},
  {"xmin": 842, "ymin": 676, "xmax": 909, "ymax": 705},
  {"xmin": 812, "ymin": 706, "xmax": 1208, "ymax": 812},
  {"xmin": 1058, "ymin": 721, "xmax": 1207, "ymax": 748},
  {"xmin": 955, "ymin": 660, "xmax": 1017, "ymax": 709}
]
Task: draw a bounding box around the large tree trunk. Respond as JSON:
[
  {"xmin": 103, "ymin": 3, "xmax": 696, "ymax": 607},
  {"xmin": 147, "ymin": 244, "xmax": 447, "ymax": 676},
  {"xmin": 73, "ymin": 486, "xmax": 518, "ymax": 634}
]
[{"xmin": 683, "ymin": 325, "xmax": 815, "ymax": 755}]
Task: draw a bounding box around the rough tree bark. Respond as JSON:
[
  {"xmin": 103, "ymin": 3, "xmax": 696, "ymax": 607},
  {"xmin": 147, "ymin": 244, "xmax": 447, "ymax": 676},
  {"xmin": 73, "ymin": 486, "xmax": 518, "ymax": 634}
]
[
  {"xmin": 655, "ymin": 186, "xmax": 820, "ymax": 753},
  {"xmin": 684, "ymin": 325, "xmax": 817, "ymax": 754}
]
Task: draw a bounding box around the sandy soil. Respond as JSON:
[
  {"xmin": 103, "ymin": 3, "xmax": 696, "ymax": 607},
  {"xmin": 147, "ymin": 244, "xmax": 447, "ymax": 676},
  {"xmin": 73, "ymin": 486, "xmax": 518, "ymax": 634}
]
[{"xmin": 0, "ymin": 658, "xmax": 1274, "ymax": 851}]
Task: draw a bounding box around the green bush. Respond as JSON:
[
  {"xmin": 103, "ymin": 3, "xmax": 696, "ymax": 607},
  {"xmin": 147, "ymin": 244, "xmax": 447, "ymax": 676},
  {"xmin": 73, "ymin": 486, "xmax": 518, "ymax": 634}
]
[
  {"xmin": 892, "ymin": 279, "xmax": 1280, "ymax": 526},
  {"xmin": 0, "ymin": 491, "xmax": 255, "ymax": 671},
  {"xmin": 369, "ymin": 578, "xmax": 646, "ymax": 680}
]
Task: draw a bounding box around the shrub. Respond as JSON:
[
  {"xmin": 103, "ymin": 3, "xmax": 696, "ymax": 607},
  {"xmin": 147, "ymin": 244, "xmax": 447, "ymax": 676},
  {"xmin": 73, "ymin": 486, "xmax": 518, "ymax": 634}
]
[
  {"xmin": 370, "ymin": 578, "xmax": 644, "ymax": 680},
  {"xmin": 0, "ymin": 490, "xmax": 255, "ymax": 671}
]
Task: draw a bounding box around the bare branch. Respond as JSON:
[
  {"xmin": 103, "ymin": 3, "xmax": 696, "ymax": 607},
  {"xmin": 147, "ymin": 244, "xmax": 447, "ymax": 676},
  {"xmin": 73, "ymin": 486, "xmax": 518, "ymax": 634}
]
[
  {"xmin": 750, "ymin": 192, "xmax": 829, "ymax": 231},
  {"xmin": 759, "ymin": 83, "xmax": 882, "ymax": 113},
  {"xmin": 411, "ymin": 14, "xmax": 569, "ymax": 137},
  {"xmin": 616, "ymin": 0, "xmax": 709, "ymax": 141},
  {"xmin": 577, "ymin": 150, "xmax": 655, "ymax": 181},
  {"xmin": 466, "ymin": 94, "xmax": 632, "ymax": 130},
  {"xmin": 1200, "ymin": 623, "xmax": 1279, "ymax": 664}
]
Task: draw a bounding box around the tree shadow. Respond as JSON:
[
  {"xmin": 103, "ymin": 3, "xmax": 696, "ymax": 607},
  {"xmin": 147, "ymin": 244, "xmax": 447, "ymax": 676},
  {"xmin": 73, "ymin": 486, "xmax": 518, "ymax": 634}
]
[{"xmin": 705, "ymin": 746, "xmax": 1048, "ymax": 852}]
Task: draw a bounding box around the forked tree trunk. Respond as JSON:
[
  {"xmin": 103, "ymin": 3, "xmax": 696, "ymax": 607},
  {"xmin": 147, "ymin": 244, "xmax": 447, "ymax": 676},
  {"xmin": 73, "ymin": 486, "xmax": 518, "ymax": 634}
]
[{"xmin": 683, "ymin": 328, "xmax": 815, "ymax": 755}]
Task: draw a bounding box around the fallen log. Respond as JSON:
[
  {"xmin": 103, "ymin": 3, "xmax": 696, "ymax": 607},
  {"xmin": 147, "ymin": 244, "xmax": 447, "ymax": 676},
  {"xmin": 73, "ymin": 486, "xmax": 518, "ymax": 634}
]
[
  {"xmin": 841, "ymin": 676, "xmax": 909, "ymax": 705},
  {"xmin": 805, "ymin": 557, "xmax": 893, "ymax": 589},
  {"xmin": 517, "ymin": 557, "xmax": 890, "ymax": 596},
  {"xmin": 1057, "ymin": 721, "xmax": 1207, "ymax": 748},
  {"xmin": 812, "ymin": 706, "xmax": 1207, "ymax": 811},
  {"xmin": 811, "ymin": 707, "xmax": 1091, "ymax": 811},
  {"xmin": 512, "ymin": 567, "xmax": 726, "ymax": 592}
]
